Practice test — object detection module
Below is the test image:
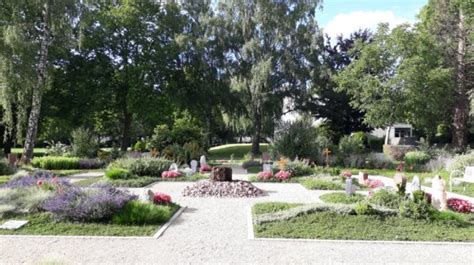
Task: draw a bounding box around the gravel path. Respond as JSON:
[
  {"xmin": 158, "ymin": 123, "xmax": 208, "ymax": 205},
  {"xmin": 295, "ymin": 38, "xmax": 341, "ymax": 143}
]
[{"xmin": 1, "ymin": 179, "xmax": 473, "ymax": 264}]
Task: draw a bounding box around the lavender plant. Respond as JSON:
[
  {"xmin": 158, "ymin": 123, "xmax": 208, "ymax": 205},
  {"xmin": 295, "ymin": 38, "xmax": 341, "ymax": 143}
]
[{"xmin": 42, "ymin": 184, "xmax": 136, "ymax": 222}]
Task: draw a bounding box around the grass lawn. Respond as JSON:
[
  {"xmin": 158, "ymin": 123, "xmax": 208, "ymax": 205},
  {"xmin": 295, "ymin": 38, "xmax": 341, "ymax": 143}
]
[
  {"xmin": 0, "ymin": 207, "xmax": 179, "ymax": 237},
  {"xmin": 319, "ymin": 192, "xmax": 366, "ymax": 204},
  {"xmin": 78, "ymin": 174, "xmax": 210, "ymax": 187},
  {"xmin": 299, "ymin": 178, "xmax": 344, "ymax": 190},
  {"xmin": 252, "ymin": 203, "xmax": 474, "ymax": 242},
  {"xmin": 208, "ymin": 143, "xmax": 269, "ymax": 160},
  {"xmin": 247, "ymin": 166, "xmax": 262, "ymax": 174}
]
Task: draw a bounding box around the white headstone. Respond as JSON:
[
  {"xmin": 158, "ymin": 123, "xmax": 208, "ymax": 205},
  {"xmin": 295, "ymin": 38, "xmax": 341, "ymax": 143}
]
[
  {"xmin": 410, "ymin": 175, "xmax": 421, "ymax": 192},
  {"xmin": 190, "ymin": 160, "xmax": 198, "ymax": 173},
  {"xmin": 169, "ymin": 163, "xmax": 179, "ymax": 172},
  {"xmin": 0, "ymin": 220, "xmax": 28, "ymax": 230},
  {"xmin": 345, "ymin": 178, "xmax": 354, "ymax": 195},
  {"xmin": 431, "ymin": 175, "xmax": 447, "ymax": 210},
  {"xmin": 200, "ymin": 155, "xmax": 207, "ymax": 166},
  {"xmin": 263, "ymin": 163, "xmax": 272, "ymax": 172}
]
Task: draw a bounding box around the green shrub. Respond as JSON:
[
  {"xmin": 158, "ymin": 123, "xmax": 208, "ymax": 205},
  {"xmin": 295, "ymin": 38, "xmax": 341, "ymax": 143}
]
[
  {"xmin": 272, "ymin": 118, "xmax": 329, "ymax": 161},
  {"xmin": 133, "ymin": 141, "xmax": 147, "ymax": 152},
  {"xmin": 368, "ymin": 189, "xmax": 401, "ymax": 209},
  {"xmin": 0, "ymin": 159, "xmax": 14, "ymax": 175},
  {"xmin": 367, "ymin": 135, "xmax": 384, "ymax": 152},
  {"xmin": 404, "ymin": 151, "xmax": 431, "ymax": 166},
  {"xmin": 338, "ymin": 134, "xmax": 366, "ymax": 156},
  {"xmin": 447, "ymin": 152, "xmax": 474, "ymax": 174},
  {"xmin": 31, "ymin": 156, "xmax": 80, "ymax": 170},
  {"xmin": 70, "ymin": 127, "xmax": 99, "ymax": 158},
  {"xmin": 399, "ymin": 199, "xmax": 434, "ymax": 220},
  {"xmin": 105, "ymin": 168, "xmax": 130, "ymax": 180},
  {"xmin": 354, "ymin": 202, "xmax": 374, "ymax": 215},
  {"xmin": 300, "ymin": 178, "xmax": 343, "ymax": 190},
  {"xmin": 319, "ymin": 192, "xmax": 365, "ymax": 204},
  {"xmin": 112, "ymin": 200, "xmax": 175, "ymax": 225},
  {"xmin": 313, "ymin": 166, "xmax": 341, "ymax": 176},
  {"xmin": 109, "ymin": 157, "xmax": 172, "ymax": 177},
  {"xmin": 283, "ymin": 161, "xmax": 313, "ymax": 176}
]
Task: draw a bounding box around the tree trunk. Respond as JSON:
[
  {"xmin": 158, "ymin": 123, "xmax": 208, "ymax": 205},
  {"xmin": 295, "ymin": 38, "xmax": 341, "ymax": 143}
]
[
  {"xmin": 252, "ymin": 111, "xmax": 261, "ymax": 155},
  {"xmin": 22, "ymin": 3, "xmax": 50, "ymax": 163},
  {"xmin": 120, "ymin": 110, "xmax": 132, "ymax": 152},
  {"xmin": 451, "ymin": 9, "xmax": 469, "ymax": 150}
]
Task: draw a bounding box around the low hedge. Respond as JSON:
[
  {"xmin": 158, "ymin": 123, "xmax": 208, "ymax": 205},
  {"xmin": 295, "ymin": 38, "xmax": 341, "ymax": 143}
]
[
  {"xmin": 31, "ymin": 156, "xmax": 104, "ymax": 170},
  {"xmin": 404, "ymin": 151, "xmax": 431, "ymax": 166},
  {"xmin": 107, "ymin": 157, "xmax": 172, "ymax": 178}
]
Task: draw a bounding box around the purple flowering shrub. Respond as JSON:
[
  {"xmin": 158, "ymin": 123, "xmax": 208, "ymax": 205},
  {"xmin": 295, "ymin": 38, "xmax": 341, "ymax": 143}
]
[
  {"xmin": 1, "ymin": 171, "xmax": 70, "ymax": 189},
  {"xmin": 42, "ymin": 184, "xmax": 136, "ymax": 222}
]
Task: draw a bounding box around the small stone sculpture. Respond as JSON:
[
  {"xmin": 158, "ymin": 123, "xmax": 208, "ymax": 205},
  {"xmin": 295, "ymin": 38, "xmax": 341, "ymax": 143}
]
[
  {"xmin": 200, "ymin": 155, "xmax": 207, "ymax": 167},
  {"xmin": 190, "ymin": 160, "xmax": 198, "ymax": 173},
  {"xmin": 169, "ymin": 163, "xmax": 179, "ymax": 172}
]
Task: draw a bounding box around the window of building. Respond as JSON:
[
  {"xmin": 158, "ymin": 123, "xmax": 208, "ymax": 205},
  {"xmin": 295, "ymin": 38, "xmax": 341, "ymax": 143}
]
[{"xmin": 394, "ymin": 128, "xmax": 411, "ymax": 138}]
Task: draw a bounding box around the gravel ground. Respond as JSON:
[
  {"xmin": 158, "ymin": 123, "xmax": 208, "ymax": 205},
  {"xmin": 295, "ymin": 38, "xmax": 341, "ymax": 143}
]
[{"xmin": 1, "ymin": 175, "xmax": 473, "ymax": 264}]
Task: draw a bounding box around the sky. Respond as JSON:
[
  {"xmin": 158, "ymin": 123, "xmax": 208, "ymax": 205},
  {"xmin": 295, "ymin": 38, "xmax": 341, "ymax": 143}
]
[{"xmin": 317, "ymin": 0, "xmax": 428, "ymax": 40}]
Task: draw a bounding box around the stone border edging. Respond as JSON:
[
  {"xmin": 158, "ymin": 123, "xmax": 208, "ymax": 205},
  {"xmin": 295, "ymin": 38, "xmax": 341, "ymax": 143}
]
[
  {"xmin": 153, "ymin": 205, "xmax": 186, "ymax": 238},
  {"xmin": 0, "ymin": 205, "xmax": 187, "ymax": 240},
  {"xmin": 246, "ymin": 206, "xmax": 474, "ymax": 246}
]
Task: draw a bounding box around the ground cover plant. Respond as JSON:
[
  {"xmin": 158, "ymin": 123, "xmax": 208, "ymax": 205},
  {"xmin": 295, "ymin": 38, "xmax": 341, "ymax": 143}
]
[
  {"xmin": 31, "ymin": 156, "xmax": 104, "ymax": 170},
  {"xmin": 252, "ymin": 187, "xmax": 474, "ymax": 242},
  {"xmin": 300, "ymin": 177, "xmax": 344, "ymax": 190},
  {"xmin": 0, "ymin": 172, "xmax": 180, "ymax": 236}
]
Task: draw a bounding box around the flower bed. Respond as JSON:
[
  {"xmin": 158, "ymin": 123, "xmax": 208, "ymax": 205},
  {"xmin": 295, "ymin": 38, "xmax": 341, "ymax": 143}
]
[{"xmin": 0, "ymin": 172, "xmax": 180, "ymax": 236}]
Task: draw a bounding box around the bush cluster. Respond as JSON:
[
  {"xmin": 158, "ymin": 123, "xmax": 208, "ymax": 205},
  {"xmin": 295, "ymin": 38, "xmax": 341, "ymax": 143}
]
[
  {"xmin": 282, "ymin": 161, "xmax": 313, "ymax": 177},
  {"xmin": 31, "ymin": 156, "xmax": 103, "ymax": 170},
  {"xmin": 0, "ymin": 159, "xmax": 14, "ymax": 175},
  {"xmin": 70, "ymin": 127, "xmax": 99, "ymax": 158},
  {"xmin": 107, "ymin": 157, "xmax": 173, "ymax": 178},
  {"xmin": 404, "ymin": 151, "xmax": 431, "ymax": 166},
  {"xmin": 368, "ymin": 189, "xmax": 401, "ymax": 209},
  {"xmin": 447, "ymin": 152, "xmax": 474, "ymax": 174},
  {"xmin": 111, "ymin": 200, "xmax": 174, "ymax": 225}
]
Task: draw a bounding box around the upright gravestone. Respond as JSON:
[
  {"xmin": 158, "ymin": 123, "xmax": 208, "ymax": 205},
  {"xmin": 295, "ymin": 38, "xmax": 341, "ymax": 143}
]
[
  {"xmin": 200, "ymin": 155, "xmax": 207, "ymax": 167},
  {"xmin": 345, "ymin": 178, "xmax": 355, "ymax": 195},
  {"xmin": 410, "ymin": 175, "xmax": 421, "ymax": 193},
  {"xmin": 263, "ymin": 163, "xmax": 272, "ymax": 172},
  {"xmin": 431, "ymin": 175, "xmax": 447, "ymax": 210},
  {"xmin": 169, "ymin": 163, "xmax": 179, "ymax": 172},
  {"xmin": 210, "ymin": 166, "xmax": 232, "ymax": 181},
  {"xmin": 190, "ymin": 160, "xmax": 198, "ymax": 173}
]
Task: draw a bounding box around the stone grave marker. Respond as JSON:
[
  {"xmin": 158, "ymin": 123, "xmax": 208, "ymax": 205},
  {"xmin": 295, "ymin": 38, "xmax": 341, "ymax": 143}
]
[
  {"xmin": 190, "ymin": 160, "xmax": 198, "ymax": 173},
  {"xmin": 200, "ymin": 155, "xmax": 207, "ymax": 167},
  {"xmin": 169, "ymin": 163, "xmax": 179, "ymax": 172},
  {"xmin": 0, "ymin": 220, "xmax": 28, "ymax": 230}
]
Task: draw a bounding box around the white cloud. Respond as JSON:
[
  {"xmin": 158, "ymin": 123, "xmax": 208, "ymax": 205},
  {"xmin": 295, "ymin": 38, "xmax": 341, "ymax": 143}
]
[{"xmin": 324, "ymin": 10, "xmax": 413, "ymax": 40}]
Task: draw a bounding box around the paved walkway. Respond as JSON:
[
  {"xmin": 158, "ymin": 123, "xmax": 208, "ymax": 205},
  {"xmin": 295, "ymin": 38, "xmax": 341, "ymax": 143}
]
[{"xmin": 1, "ymin": 177, "xmax": 473, "ymax": 264}]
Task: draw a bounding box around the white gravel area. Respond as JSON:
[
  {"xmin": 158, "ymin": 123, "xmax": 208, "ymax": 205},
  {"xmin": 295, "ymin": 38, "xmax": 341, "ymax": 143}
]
[{"xmin": 1, "ymin": 179, "xmax": 473, "ymax": 264}]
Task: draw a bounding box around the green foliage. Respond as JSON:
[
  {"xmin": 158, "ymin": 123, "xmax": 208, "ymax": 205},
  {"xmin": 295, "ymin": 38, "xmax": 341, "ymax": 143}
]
[
  {"xmin": 448, "ymin": 152, "xmax": 474, "ymax": 173},
  {"xmin": 252, "ymin": 202, "xmax": 302, "ymax": 215},
  {"xmin": 338, "ymin": 134, "xmax": 366, "ymax": 156},
  {"xmin": 45, "ymin": 141, "xmax": 71, "ymax": 157},
  {"xmin": 70, "ymin": 128, "xmax": 99, "ymax": 158},
  {"xmin": 31, "ymin": 157, "xmax": 80, "ymax": 170},
  {"xmin": 313, "ymin": 167, "xmax": 341, "ymax": 176},
  {"xmin": 300, "ymin": 178, "xmax": 344, "ymax": 190},
  {"xmin": 0, "ymin": 159, "xmax": 14, "ymax": 175},
  {"xmin": 242, "ymin": 160, "xmax": 261, "ymax": 170},
  {"xmin": 105, "ymin": 168, "xmax": 130, "ymax": 180},
  {"xmin": 354, "ymin": 202, "xmax": 375, "ymax": 215},
  {"xmin": 404, "ymin": 151, "xmax": 431, "ymax": 165},
  {"xmin": 133, "ymin": 141, "xmax": 146, "ymax": 152},
  {"xmin": 111, "ymin": 200, "xmax": 176, "ymax": 225},
  {"xmin": 368, "ymin": 190, "xmax": 401, "ymax": 209},
  {"xmin": 319, "ymin": 192, "xmax": 365, "ymax": 204},
  {"xmin": 253, "ymin": 211, "xmax": 474, "ymax": 241},
  {"xmin": 272, "ymin": 119, "xmax": 329, "ymax": 162},
  {"xmin": 399, "ymin": 198, "xmax": 434, "ymax": 220},
  {"xmin": 108, "ymin": 157, "xmax": 172, "ymax": 177},
  {"xmin": 0, "ymin": 187, "xmax": 53, "ymax": 217},
  {"xmin": 282, "ymin": 161, "xmax": 313, "ymax": 177}
]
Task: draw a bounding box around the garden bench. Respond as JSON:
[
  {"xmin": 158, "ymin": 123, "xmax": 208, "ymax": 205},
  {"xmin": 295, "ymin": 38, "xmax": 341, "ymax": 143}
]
[{"xmin": 449, "ymin": 166, "xmax": 474, "ymax": 192}]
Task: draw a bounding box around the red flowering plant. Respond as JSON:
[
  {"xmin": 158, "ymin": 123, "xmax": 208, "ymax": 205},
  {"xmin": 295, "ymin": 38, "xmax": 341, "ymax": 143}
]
[
  {"xmin": 257, "ymin": 171, "xmax": 273, "ymax": 180},
  {"xmin": 275, "ymin": 170, "xmax": 291, "ymax": 181},
  {"xmin": 447, "ymin": 198, "xmax": 473, "ymax": 213},
  {"xmin": 366, "ymin": 179, "xmax": 384, "ymax": 189},
  {"xmin": 200, "ymin": 164, "xmax": 212, "ymax": 173},
  {"xmin": 396, "ymin": 162, "xmax": 404, "ymax": 172},
  {"xmin": 153, "ymin": 192, "xmax": 172, "ymax": 205},
  {"xmin": 161, "ymin": 171, "xmax": 182, "ymax": 178}
]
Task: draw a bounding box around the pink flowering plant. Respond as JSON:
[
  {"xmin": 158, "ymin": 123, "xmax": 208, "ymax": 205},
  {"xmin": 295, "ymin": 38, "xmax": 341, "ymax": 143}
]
[
  {"xmin": 161, "ymin": 170, "xmax": 182, "ymax": 178},
  {"xmin": 341, "ymin": 171, "xmax": 352, "ymax": 178},
  {"xmin": 200, "ymin": 164, "xmax": 212, "ymax": 173},
  {"xmin": 257, "ymin": 171, "xmax": 273, "ymax": 180},
  {"xmin": 447, "ymin": 198, "xmax": 473, "ymax": 213},
  {"xmin": 153, "ymin": 192, "xmax": 172, "ymax": 204},
  {"xmin": 275, "ymin": 170, "xmax": 291, "ymax": 181},
  {"xmin": 365, "ymin": 179, "xmax": 384, "ymax": 189}
]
